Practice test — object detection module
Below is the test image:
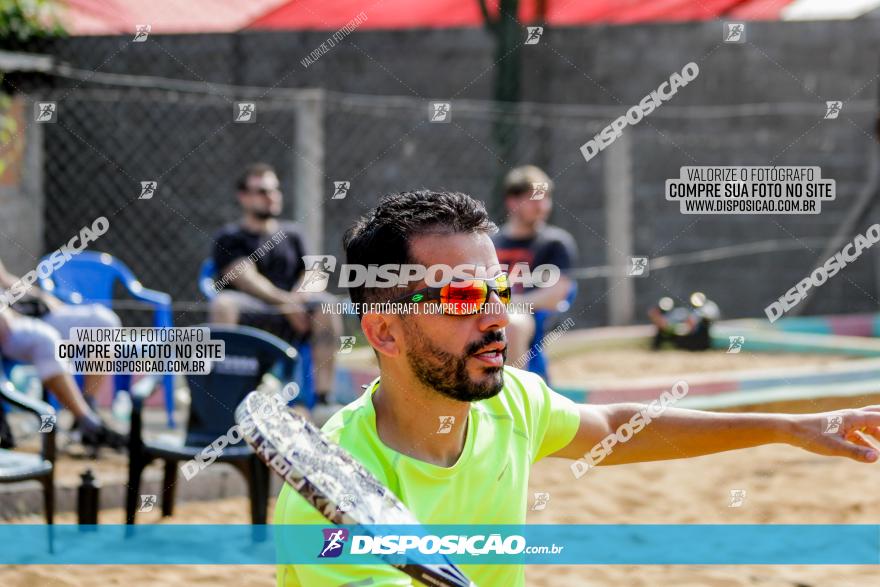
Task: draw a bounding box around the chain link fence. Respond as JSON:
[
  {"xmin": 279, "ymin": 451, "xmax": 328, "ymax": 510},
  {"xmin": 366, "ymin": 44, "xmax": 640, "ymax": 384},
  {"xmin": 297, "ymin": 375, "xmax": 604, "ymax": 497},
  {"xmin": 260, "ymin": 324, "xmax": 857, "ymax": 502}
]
[{"xmin": 2, "ymin": 27, "xmax": 880, "ymax": 328}]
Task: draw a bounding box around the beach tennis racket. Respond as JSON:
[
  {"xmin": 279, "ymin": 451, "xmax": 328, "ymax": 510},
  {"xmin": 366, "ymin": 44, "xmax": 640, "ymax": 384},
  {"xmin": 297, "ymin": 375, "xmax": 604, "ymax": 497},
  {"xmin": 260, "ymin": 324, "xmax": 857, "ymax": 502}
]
[{"xmin": 234, "ymin": 391, "xmax": 476, "ymax": 587}]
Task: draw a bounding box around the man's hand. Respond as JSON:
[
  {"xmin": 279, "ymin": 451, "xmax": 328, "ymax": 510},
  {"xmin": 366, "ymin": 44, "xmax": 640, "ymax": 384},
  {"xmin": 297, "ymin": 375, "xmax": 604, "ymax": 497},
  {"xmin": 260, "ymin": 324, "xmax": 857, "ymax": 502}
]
[
  {"xmin": 38, "ymin": 290, "xmax": 64, "ymax": 312},
  {"xmin": 279, "ymin": 293, "xmax": 310, "ymax": 334},
  {"xmin": 787, "ymin": 406, "xmax": 880, "ymax": 463}
]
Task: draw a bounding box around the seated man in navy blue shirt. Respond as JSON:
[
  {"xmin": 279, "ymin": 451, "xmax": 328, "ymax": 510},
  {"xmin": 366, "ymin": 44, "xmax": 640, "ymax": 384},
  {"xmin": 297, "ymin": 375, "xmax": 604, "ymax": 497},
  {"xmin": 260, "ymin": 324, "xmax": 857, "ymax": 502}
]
[
  {"xmin": 209, "ymin": 163, "xmax": 341, "ymax": 416},
  {"xmin": 492, "ymin": 165, "xmax": 578, "ymax": 366}
]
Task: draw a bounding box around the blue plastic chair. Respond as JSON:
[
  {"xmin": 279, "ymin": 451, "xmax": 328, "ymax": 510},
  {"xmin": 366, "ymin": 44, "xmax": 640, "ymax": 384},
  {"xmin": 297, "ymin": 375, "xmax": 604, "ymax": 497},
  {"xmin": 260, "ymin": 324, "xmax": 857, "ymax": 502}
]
[
  {"xmin": 527, "ymin": 281, "xmax": 578, "ymax": 383},
  {"xmin": 37, "ymin": 251, "xmax": 177, "ymax": 427},
  {"xmin": 126, "ymin": 325, "xmax": 297, "ymax": 524},
  {"xmin": 0, "ymin": 357, "xmax": 58, "ymax": 410},
  {"xmin": 0, "ymin": 356, "xmax": 56, "ymax": 524},
  {"xmin": 198, "ymin": 258, "xmax": 315, "ymax": 408}
]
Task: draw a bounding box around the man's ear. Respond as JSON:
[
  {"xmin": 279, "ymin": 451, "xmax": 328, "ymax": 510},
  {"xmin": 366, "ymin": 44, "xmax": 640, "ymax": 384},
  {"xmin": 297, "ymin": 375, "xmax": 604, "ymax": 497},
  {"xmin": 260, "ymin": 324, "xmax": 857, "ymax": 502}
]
[{"xmin": 361, "ymin": 313, "xmax": 401, "ymax": 360}]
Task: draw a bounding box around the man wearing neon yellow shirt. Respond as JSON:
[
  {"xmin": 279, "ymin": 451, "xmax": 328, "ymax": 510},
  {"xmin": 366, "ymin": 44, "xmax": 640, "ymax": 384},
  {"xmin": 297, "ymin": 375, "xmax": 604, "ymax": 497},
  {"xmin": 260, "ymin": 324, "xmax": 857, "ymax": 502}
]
[{"xmin": 275, "ymin": 190, "xmax": 880, "ymax": 586}]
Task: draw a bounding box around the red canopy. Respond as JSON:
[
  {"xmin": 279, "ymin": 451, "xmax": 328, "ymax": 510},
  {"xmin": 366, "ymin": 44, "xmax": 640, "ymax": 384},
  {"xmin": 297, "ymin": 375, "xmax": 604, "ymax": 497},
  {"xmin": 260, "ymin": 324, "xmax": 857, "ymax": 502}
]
[
  {"xmin": 60, "ymin": 0, "xmax": 800, "ymax": 36},
  {"xmin": 246, "ymin": 0, "xmax": 794, "ymax": 31},
  {"xmin": 61, "ymin": 0, "xmax": 286, "ymax": 35},
  {"xmin": 726, "ymin": 0, "xmax": 791, "ymax": 19}
]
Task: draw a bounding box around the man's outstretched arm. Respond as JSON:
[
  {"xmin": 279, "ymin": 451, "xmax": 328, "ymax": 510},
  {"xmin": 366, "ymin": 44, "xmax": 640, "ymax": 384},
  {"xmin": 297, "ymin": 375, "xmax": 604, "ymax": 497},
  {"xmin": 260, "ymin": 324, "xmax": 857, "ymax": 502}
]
[{"xmin": 551, "ymin": 402, "xmax": 880, "ymax": 466}]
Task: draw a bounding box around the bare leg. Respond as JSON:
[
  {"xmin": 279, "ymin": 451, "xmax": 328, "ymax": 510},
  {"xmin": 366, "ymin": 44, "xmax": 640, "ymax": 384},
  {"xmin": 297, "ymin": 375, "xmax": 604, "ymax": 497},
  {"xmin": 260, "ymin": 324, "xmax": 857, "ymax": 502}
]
[
  {"xmin": 1, "ymin": 311, "xmax": 125, "ymax": 447},
  {"xmin": 82, "ymin": 374, "xmax": 106, "ymax": 400},
  {"xmin": 44, "ymin": 372, "xmax": 126, "ymax": 449},
  {"xmin": 210, "ymin": 294, "xmax": 241, "ymax": 324},
  {"xmin": 40, "ymin": 304, "xmax": 120, "ymax": 401},
  {"xmin": 42, "ymin": 372, "xmax": 92, "ymax": 420}
]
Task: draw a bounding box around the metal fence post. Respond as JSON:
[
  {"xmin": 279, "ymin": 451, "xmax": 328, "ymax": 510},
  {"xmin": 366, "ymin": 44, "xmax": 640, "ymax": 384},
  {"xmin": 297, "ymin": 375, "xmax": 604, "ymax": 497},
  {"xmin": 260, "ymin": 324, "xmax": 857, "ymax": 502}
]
[
  {"xmin": 604, "ymin": 132, "xmax": 635, "ymax": 325},
  {"xmin": 293, "ymin": 89, "xmax": 326, "ymax": 251},
  {"xmin": 0, "ymin": 94, "xmax": 45, "ymax": 271}
]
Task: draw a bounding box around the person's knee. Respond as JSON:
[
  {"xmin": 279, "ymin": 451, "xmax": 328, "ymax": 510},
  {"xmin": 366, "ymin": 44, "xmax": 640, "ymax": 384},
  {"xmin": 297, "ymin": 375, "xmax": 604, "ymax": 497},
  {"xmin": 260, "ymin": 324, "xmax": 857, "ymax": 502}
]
[
  {"xmin": 309, "ymin": 318, "xmax": 339, "ymax": 348},
  {"xmin": 28, "ymin": 326, "xmax": 67, "ymax": 381},
  {"xmin": 35, "ymin": 356, "xmax": 68, "ymax": 383},
  {"xmin": 3, "ymin": 316, "xmax": 57, "ymax": 354},
  {"xmin": 310, "ymin": 307, "xmax": 340, "ymax": 335},
  {"xmin": 91, "ymin": 305, "xmax": 121, "ymax": 329},
  {"xmin": 307, "ymin": 295, "xmax": 341, "ymax": 332},
  {"xmin": 210, "ymin": 293, "xmax": 241, "ymax": 323}
]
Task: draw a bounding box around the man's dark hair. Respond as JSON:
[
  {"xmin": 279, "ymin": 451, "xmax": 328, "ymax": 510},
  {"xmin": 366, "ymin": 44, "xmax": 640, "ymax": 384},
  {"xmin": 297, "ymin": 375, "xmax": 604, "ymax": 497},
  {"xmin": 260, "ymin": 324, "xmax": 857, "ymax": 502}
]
[
  {"xmin": 236, "ymin": 162, "xmax": 276, "ymax": 191},
  {"xmin": 343, "ymin": 190, "xmax": 497, "ymax": 311}
]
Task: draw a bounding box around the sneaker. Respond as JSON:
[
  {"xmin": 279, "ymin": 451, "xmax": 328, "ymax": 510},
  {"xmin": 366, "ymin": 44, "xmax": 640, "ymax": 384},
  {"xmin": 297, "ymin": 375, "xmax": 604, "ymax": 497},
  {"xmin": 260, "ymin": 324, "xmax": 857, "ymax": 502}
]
[{"xmin": 80, "ymin": 419, "xmax": 128, "ymax": 452}]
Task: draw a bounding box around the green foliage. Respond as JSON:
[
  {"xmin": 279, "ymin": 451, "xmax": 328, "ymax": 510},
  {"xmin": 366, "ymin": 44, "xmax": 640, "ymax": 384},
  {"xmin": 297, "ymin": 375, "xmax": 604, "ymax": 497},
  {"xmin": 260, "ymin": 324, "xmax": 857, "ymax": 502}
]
[
  {"xmin": 0, "ymin": 81, "xmax": 17, "ymax": 177},
  {"xmin": 0, "ymin": 0, "xmax": 65, "ymax": 44},
  {"xmin": 0, "ymin": 1, "xmax": 64, "ymax": 176}
]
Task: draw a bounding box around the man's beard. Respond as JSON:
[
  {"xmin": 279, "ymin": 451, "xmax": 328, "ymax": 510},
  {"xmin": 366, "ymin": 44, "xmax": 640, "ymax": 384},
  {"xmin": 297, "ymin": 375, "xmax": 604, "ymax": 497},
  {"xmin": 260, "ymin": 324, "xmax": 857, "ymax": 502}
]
[
  {"xmin": 403, "ymin": 322, "xmax": 506, "ymax": 402},
  {"xmin": 251, "ymin": 209, "xmax": 280, "ymax": 220}
]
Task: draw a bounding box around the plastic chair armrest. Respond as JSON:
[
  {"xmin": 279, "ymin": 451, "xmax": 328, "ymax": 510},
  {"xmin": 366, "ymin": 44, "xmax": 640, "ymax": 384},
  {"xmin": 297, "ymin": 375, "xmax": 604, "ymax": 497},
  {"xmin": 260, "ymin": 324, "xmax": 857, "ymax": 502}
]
[
  {"xmin": 123, "ymin": 282, "xmax": 172, "ymax": 308},
  {"xmin": 130, "ymin": 375, "xmax": 162, "ymax": 407},
  {"xmin": 0, "ymin": 380, "xmax": 55, "ymax": 417}
]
